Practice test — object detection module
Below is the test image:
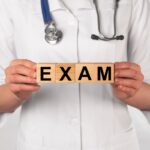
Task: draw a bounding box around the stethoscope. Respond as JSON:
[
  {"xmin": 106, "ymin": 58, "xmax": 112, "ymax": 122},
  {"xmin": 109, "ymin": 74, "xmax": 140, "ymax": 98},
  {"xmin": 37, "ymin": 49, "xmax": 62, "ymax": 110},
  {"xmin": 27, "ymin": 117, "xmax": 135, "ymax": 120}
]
[
  {"xmin": 41, "ymin": 0, "xmax": 63, "ymax": 45},
  {"xmin": 41, "ymin": 0, "xmax": 124, "ymax": 45}
]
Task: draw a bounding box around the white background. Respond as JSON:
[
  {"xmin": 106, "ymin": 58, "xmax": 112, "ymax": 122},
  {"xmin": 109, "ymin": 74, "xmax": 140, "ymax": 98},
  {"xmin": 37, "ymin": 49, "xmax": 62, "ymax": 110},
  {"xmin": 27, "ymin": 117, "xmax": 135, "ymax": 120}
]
[
  {"xmin": 0, "ymin": 0, "xmax": 150, "ymax": 148},
  {"xmin": 0, "ymin": 107, "xmax": 150, "ymax": 150}
]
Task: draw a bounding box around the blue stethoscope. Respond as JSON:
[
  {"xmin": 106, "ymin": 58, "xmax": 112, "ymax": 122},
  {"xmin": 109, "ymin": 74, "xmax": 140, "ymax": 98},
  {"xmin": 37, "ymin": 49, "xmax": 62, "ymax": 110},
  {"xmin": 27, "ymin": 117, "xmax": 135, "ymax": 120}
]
[
  {"xmin": 41, "ymin": 0, "xmax": 124, "ymax": 45},
  {"xmin": 41, "ymin": 0, "xmax": 63, "ymax": 44}
]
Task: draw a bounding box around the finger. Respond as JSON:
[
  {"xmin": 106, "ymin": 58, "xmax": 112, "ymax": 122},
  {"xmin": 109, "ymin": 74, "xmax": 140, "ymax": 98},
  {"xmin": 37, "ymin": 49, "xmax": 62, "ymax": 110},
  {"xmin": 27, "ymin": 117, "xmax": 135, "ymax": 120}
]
[
  {"xmin": 115, "ymin": 69, "xmax": 144, "ymax": 80},
  {"xmin": 115, "ymin": 78, "xmax": 142, "ymax": 90},
  {"xmin": 6, "ymin": 75, "xmax": 37, "ymax": 84},
  {"xmin": 10, "ymin": 59, "xmax": 36, "ymax": 70},
  {"xmin": 115, "ymin": 62, "xmax": 141, "ymax": 72},
  {"xmin": 9, "ymin": 84, "xmax": 41, "ymax": 93},
  {"xmin": 117, "ymin": 85, "xmax": 136, "ymax": 98},
  {"xmin": 5, "ymin": 65, "xmax": 36, "ymax": 78}
]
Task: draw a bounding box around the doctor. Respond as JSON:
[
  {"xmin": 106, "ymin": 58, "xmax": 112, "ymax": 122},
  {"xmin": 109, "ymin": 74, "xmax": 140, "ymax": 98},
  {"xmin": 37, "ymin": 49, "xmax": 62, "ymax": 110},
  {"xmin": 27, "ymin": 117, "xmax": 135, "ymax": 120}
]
[{"xmin": 0, "ymin": 0, "xmax": 150, "ymax": 150}]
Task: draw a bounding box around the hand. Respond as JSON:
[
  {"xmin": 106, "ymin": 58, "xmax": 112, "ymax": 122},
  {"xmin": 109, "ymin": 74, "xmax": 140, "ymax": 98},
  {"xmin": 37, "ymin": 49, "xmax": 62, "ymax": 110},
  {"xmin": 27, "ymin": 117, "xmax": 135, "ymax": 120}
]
[
  {"xmin": 113, "ymin": 62, "xmax": 144, "ymax": 101},
  {"xmin": 5, "ymin": 59, "xmax": 40, "ymax": 103}
]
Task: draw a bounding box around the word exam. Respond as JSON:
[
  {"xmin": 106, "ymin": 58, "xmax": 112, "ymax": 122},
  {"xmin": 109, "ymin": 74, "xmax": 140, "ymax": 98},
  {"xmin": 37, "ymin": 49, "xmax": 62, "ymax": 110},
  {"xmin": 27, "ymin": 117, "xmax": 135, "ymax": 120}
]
[{"xmin": 36, "ymin": 63, "xmax": 114, "ymax": 83}]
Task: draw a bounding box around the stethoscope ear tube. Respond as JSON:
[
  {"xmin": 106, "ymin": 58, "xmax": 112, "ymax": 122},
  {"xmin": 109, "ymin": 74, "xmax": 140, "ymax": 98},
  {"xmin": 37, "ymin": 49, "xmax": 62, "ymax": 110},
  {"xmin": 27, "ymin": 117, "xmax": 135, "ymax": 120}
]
[
  {"xmin": 91, "ymin": 0, "xmax": 125, "ymax": 41},
  {"xmin": 41, "ymin": 0, "xmax": 124, "ymax": 44},
  {"xmin": 91, "ymin": 34, "xmax": 124, "ymax": 41}
]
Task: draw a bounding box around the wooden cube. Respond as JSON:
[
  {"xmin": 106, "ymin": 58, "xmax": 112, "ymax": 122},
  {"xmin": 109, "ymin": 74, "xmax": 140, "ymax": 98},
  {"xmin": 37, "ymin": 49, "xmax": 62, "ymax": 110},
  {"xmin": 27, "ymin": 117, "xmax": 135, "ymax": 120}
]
[
  {"xmin": 75, "ymin": 64, "xmax": 97, "ymax": 83},
  {"xmin": 55, "ymin": 64, "xmax": 75, "ymax": 83},
  {"xmin": 36, "ymin": 63, "xmax": 55, "ymax": 83},
  {"xmin": 94, "ymin": 63, "xmax": 114, "ymax": 83},
  {"xmin": 36, "ymin": 63, "xmax": 114, "ymax": 84}
]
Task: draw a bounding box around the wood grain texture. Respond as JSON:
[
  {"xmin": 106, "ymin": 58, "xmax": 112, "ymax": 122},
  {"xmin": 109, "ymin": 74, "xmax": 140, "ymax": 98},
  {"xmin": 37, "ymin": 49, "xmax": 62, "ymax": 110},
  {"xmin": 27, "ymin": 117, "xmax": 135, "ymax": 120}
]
[
  {"xmin": 36, "ymin": 63, "xmax": 114, "ymax": 83},
  {"xmin": 76, "ymin": 63, "xmax": 114, "ymax": 83},
  {"xmin": 76, "ymin": 64, "xmax": 96, "ymax": 83},
  {"xmin": 94, "ymin": 63, "xmax": 114, "ymax": 83},
  {"xmin": 36, "ymin": 63, "xmax": 56, "ymax": 83},
  {"xmin": 55, "ymin": 64, "xmax": 75, "ymax": 83}
]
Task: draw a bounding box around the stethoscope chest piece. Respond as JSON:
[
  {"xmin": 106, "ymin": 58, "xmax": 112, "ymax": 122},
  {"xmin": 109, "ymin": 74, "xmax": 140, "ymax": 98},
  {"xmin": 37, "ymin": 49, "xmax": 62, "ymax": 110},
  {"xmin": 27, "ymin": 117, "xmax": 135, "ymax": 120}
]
[
  {"xmin": 45, "ymin": 21, "xmax": 63, "ymax": 45},
  {"xmin": 41, "ymin": 0, "xmax": 124, "ymax": 44}
]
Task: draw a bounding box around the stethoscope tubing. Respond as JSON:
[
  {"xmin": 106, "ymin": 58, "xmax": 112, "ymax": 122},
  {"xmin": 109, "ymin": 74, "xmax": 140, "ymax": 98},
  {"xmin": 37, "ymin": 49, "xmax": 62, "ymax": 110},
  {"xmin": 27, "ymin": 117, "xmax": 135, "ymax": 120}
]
[
  {"xmin": 41, "ymin": 0, "xmax": 124, "ymax": 44},
  {"xmin": 41, "ymin": 0, "xmax": 53, "ymax": 24}
]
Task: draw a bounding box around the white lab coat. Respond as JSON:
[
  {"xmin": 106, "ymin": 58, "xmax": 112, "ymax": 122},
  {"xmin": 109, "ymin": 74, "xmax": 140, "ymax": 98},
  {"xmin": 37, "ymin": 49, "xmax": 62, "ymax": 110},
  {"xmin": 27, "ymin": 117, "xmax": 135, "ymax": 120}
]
[{"xmin": 0, "ymin": 0, "xmax": 150, "ymax": 150}]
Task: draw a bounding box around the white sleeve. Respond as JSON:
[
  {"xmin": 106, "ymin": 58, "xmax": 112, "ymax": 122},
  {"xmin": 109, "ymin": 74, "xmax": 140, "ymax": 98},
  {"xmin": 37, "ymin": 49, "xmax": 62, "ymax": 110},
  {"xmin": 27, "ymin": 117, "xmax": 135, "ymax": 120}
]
[
  {"xmin": 0, "ymin": 0, "xmax": 16, "ymax": 127},
  {"xmin": 128, "ymin": 0, "xmax": 150, "ymax": 83},
  {"xmin": 142, "ymin": 111, "xmax": 150, "ymax": 124},
  {"xmin": 127, "ymin": 0, "xmax": 150, "ymax": 123}
]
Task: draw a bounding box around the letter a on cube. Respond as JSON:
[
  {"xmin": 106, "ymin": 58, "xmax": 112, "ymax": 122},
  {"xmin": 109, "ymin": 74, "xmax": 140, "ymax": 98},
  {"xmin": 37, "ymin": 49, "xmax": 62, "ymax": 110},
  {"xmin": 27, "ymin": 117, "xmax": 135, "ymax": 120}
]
[{"xmin": 76, "ymin": 64, "xmax": 96, "ymax": 83}]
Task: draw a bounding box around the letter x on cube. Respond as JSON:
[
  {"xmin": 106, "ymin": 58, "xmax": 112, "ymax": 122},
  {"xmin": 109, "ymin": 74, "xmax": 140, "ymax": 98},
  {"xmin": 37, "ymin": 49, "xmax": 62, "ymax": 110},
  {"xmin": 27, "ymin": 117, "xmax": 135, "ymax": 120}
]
[{"xmin": 36, "ymin": 63, "xmax": 114, "ymax": 83}]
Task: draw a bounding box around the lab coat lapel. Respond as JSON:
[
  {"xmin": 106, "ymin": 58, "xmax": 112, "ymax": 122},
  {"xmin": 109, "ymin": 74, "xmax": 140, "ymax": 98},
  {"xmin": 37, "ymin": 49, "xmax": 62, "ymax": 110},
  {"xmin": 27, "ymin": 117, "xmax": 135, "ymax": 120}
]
[
  {"xmin": 32, "ymin": 0, "xmax": 94, "ymax": 16},
  {"xmin": 46, "ymin": 0, "xmax": 94, "ymax": 12}
]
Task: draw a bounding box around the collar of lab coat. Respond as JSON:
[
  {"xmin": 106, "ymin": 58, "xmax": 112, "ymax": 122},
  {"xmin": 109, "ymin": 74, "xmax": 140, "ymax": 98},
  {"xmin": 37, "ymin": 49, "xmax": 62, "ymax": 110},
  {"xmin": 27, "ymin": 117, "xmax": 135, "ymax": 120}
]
[
  {"xmin": 49, "ymin": 0, "xmax": 94, "ymax": 11},
  {"xmin": 30, "ymin": 0, "xmax": 94, "ymax": 17}
]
